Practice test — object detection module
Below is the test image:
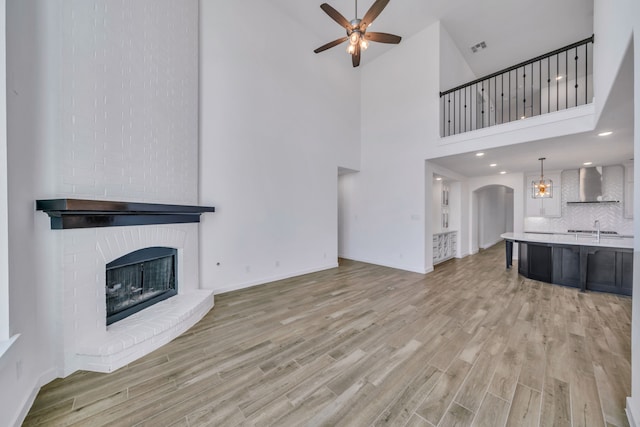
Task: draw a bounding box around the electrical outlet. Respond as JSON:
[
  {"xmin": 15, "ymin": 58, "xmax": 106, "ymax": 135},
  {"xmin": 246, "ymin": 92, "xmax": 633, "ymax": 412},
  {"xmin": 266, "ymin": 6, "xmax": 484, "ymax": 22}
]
[
  {"xmin": 275, "ymin": 261, "xmax": 280, "ymax": 267},
  {"xmin": 245, "ymin": 265, "xmax": 251, "ymax": 273}
]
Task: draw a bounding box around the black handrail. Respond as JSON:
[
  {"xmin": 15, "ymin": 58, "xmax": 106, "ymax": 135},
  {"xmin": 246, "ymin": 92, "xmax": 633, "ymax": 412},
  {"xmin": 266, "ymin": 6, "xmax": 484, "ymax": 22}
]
[
  {"xmin": 440, "ymin": 35, "xmax": 594, "ymax": 97},
  {"xmin": 439, "ymin": 35, "xmax": 594, "ymax": 137}
]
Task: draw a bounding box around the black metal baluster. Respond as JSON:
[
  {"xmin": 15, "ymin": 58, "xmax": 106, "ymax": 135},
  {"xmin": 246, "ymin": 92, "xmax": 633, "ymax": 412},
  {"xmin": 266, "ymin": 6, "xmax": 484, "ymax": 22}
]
[
  {"xmin": 464, "ymin": 86, "xmax": 467, "ymax": 133},
  {"xmin": 493, "ymin": 75, "xmax": 497, "ymax": 123},
  {"xmin": 522, "ymin": 67, "xmax": 526, "ymax": 118},
  {"xmin": 501, "ymin": 74, "xmax": 504, "ymax": 124},
  {"xmin": 481, "ymin": 81, "xmax": 485, "ymax": 128},
  {"xmin": 556, "ymin": 53, "xmax": 559, "ymax": 111},
  {"xmin": 447, "ymin": 93, "xmax": 451, "ymax": 136},
  {"xmin": 585, "ymin": 42, "xmax": 588, "ymax": 104},
  {"xmin": 529, "ymin": 63, "xmax": 533, "ymax": 117},
  {"xmin": 538, "ymin": 60, "xmax": 541, "ymax": 116},
  {"xmin": 442, "ymin": 95, "xmax": 445, "ymax": 136},
  {"xmin": 457, "ymin": 89, "xmax": 460, "ymax": 134},
  {"xmin": 487, "ymin": 79, "xmax": 491, "ymax": 126},
  {"xmin": 565, "ymin": 50, "xmax": 568, "ymax": 109},
  {"xmin": 575, "ymin": 47, "xmax": 578, "ymax": 107},
  {"xmin": 453, "ymin": 89, "xmax": 456, "ymax": 134},
  {"xmin": 469, "ymin": 85, "xmax": 472, "ymax": 131},
  {"xmin": 547, "ymin": 57, "xmax": 550, "ymax": 114},
  {"xmin": 509, "ymin": 70, "xmax": 511, "ymax": 122}
]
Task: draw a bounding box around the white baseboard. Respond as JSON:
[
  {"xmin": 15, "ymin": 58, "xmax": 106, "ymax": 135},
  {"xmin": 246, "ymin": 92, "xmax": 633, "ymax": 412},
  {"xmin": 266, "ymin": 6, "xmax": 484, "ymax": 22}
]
[
  {"xmin": 480, "ymin": 237, "xmax": 504, "ymax": 249},
  {"xmin": 339, "ymin": 254, "xmax": 428, "ymax": 274},
  {"xmin": 210, "ymin": 263, "xmax": 339, "ymax": 295},
  {"xmin": 12, "ymin": 367, "xmax": 57, "ymax": 427},
  {"xmin": 627, "ymin": 397, "xmax": 638, "ymax": 427}
]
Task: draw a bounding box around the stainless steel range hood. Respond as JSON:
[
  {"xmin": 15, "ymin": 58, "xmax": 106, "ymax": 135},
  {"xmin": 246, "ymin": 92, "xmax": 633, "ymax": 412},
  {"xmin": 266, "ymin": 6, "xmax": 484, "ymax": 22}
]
[{"xmin": 566, "ymin": 167, "xmax": 620, "ymax": 204}]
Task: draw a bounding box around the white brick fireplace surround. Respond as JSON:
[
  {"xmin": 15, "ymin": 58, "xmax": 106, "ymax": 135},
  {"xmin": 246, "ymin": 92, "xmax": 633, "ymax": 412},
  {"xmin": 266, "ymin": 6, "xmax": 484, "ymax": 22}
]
[{"xmin": 56, "ymin": 223, "xmax": 213, "ymax": 376}]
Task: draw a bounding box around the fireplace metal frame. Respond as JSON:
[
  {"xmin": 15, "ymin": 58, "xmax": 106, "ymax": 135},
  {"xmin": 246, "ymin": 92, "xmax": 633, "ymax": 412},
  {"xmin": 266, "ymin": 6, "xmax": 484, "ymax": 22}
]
[{"xmin": 106, "ymin": 246, "xmax": 178, "ymax": 326}]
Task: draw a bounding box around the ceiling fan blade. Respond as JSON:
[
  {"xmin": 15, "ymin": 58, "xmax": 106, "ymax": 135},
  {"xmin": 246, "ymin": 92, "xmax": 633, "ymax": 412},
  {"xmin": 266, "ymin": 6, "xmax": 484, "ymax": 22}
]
[
  {"xmin": 360, "ymin": 0, "xmax": 390, "ymax": 29},
  {"xmin": 320, "ymin": 3, "xmax": 351, "ymax": 30},
  {"xmin": 364, "ymin": 32, "xmax": 402, "ymax": 44},
  {"xmin": 314, "ymin": 37, "xmax": 349, "ymax": 53},
  {"xmin": 352, "ymin": 44, "xmax": 361, "ymax": 67}
]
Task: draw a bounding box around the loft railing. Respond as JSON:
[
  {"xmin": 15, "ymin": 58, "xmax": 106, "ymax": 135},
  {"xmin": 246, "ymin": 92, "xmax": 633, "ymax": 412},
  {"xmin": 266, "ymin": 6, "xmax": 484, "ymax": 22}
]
[{"xmin": 440, "ymin": 35, "xmax": 594, "ymax": 137}]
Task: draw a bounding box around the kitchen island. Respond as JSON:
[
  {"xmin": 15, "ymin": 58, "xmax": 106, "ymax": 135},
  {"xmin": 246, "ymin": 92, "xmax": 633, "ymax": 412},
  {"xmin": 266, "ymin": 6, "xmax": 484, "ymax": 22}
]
[{"xmin": 501, "ymin": 232, "xmax": 633, "ymax": 296}]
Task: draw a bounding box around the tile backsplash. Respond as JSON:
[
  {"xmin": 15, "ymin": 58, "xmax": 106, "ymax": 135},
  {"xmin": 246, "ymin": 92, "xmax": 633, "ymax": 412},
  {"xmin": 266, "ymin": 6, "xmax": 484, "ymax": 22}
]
[{"xmin": 524, "ymin": 165, "xmax": 633, "ymax": 235}]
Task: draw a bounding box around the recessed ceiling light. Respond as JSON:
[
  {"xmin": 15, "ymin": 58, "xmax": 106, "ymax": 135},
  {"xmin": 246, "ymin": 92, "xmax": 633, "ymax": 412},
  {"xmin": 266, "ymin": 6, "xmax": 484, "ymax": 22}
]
[
  {"xmin": 583, "ymin": 161, "xmax": 593, "ymax": 166},
  {"xmin": 476, "ymin": 152, "xmax": 485, "ymax": 157},
  {"xmin": 556, "ymin": 75, "xmax": 563, "ymax": 80},
  {"xmin": 490, "ymin": 163, "xmax": 497, "ymax": 167},
  {"xmin": 435, "ymin": 177, "xmax": 442, "ymax": 181},
  {"xmin": 598, "ymin": 131, "xmax": 613, "ymax": 136},
  {"xmin": 521, "ymin": 116, "xmax": 526, "ymax": 120},
  {"xmin": 500, "ymin": 171, "xmax": 507, "ymax": 175}
]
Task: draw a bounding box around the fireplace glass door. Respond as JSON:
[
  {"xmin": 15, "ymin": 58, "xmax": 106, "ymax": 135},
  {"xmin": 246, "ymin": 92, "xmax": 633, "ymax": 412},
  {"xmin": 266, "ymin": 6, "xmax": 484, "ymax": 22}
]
[{"xmin": 106, "ymin": 247, "xmax": 177, "ymax": 325}]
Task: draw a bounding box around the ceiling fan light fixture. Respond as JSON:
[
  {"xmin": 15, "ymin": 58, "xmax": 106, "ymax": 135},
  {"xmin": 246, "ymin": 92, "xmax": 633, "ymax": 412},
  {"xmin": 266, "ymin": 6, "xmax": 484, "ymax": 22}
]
[{"xmin": 314, "ymin": 0, "xmax": 401, "ymax": 67}]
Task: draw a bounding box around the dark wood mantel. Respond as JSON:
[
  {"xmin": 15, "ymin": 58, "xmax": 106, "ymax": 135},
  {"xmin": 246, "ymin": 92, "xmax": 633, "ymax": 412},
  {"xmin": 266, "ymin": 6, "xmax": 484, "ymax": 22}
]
[{"xmin": 36, "ymin": 198, "xmax": 215, "ymax": 229}]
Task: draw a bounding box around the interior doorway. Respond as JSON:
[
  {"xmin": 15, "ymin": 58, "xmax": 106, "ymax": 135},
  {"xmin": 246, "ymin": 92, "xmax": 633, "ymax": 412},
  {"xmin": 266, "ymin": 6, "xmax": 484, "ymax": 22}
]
[{"xmin": 472, "ymin": 185, "xmax": 514, "ymax": 252}]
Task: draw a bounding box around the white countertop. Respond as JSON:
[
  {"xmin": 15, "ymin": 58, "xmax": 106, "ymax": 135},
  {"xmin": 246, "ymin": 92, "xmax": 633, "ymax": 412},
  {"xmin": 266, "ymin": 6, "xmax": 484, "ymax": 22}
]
[{"xmin": 501, "ymin": 232, "xmax": 634, "ymax": 249}]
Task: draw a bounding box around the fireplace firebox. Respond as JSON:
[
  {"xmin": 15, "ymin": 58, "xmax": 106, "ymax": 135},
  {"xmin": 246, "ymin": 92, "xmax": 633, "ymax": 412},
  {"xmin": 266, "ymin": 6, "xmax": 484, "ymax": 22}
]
[{"xmin": 106, "ymin": 247, "xmax": 178, "ymax": 325}]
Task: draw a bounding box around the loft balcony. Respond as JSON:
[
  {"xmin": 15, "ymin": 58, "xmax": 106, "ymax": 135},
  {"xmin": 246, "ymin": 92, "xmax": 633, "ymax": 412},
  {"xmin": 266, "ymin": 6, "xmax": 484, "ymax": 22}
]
[{"xmin": 440, "ymin": 36, "xmax": 594, "ymax": 138}]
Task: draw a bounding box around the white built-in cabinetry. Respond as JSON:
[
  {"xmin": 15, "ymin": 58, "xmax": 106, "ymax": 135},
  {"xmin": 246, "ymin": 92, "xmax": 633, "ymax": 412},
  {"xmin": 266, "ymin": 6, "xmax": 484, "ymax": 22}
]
[
  {"xmin": 624, "ymin": 163, "xmax": 633, "ymax": 219},
  {"xmin": 433, "ymin": 231, "xmax": 457, "ymax": 264},
  {"xmin": 525, "ymin": 172, "xmax": 561, "ymax": 217}
]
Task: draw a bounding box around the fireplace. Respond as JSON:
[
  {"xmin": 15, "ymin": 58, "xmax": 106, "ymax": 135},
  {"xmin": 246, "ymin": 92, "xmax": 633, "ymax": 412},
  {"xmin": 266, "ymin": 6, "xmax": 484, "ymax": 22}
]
[
  {"xmin": 106, "ymin": 247, "xmax": 178, "ymax": 325},
  {"xmin": 36, "ymin": 199, "xmax": 215, "ymax": 375}
]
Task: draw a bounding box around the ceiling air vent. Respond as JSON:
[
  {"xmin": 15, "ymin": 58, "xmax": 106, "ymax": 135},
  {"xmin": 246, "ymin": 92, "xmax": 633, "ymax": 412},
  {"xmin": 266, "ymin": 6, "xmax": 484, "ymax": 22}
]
[{"xmin": 470, "ymin": 41, "xmax": 487, "ymax": 53}]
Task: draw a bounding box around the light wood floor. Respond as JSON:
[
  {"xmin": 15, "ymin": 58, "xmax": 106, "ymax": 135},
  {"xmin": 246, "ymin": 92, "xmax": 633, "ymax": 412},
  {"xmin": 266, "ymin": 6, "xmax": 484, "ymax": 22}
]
[{"xmin": 24, "ymin": 243, "xmax": 631, "ymax": 427}]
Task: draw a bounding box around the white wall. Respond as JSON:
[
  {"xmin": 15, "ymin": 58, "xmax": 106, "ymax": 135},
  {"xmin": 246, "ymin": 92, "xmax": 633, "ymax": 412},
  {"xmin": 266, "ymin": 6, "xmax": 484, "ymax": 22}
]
[
  {"xmin": 55, "ymin": 0, "xmax": 199, "ymax": 204},
  {"xmin": 198, "ymin": 1, "xmax": 360, "ymax": 293},
  {"xmin": 2, "ymin": 1, "xmax": 200, "ymax": 424},
  {"xmin": 476, "ymin": 185, "xmax": 513, "ymax": 249},
  {"xmin": 339, "ymin": 22, "xmax": 441, "ymax": 274},
  {"xmin": 1, "ymin": 1, "xmax": 59, "ymax": 425},
  {"xmin": 439, "ymin": 24, "xmax": 475, "ymax": 92},
  {"xmin": 593, "ymin": 0, "xmax": 634, "ymax": 123},
  {"xmin": 0, "ymin": 0, "xmax": 8, "ymax": 342},
  {"xmin": 468, "ymin": 173, "xmax": 524, "ymax": 256},
  {"xmin": 629, "ymin": 0, "xmax": 640, "ymax": 423}
]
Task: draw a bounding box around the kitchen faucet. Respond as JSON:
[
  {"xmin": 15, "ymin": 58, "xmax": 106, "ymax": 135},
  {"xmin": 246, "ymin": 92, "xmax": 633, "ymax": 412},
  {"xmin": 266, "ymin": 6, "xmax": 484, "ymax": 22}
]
[{"xmin": 594, "ymin": 219, "xmax": 600, "ymax": 243}]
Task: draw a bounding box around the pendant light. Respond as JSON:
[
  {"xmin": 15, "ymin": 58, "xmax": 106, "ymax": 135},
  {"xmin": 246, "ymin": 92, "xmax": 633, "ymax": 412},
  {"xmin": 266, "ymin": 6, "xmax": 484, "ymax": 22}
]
[{"xmin": 532, "ymin": 157, "xmax": 553, "ymax": 198}]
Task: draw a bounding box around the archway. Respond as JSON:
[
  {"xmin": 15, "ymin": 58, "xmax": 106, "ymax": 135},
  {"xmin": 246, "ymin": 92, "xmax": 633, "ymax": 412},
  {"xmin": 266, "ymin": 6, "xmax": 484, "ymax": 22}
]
[{"xmin": 472, "ymin": 185, "xmax": 514, "ymax": 253}]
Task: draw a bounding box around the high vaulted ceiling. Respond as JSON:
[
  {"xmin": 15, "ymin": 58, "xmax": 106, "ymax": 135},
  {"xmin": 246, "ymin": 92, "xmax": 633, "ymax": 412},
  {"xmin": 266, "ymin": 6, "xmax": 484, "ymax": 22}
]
[
  {"xmin": 266, "ymin": 0, "xmax": 633, "ymax": 178},
  {"xmin": 267, "ymin": 0, "xmax": 593, "ymax": 77}
]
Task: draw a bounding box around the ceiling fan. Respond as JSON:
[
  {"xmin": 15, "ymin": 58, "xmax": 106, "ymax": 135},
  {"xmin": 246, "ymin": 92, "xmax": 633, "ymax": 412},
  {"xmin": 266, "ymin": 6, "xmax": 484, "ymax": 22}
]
[{"xmin": 314, "ymin": 0, "xmax": 402, "ymax": 67}]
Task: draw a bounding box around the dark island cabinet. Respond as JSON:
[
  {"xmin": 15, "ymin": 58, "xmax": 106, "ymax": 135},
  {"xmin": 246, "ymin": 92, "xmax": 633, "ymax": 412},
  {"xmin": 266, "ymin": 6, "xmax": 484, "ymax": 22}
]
[
  {"xmin": 585, "ymin": 248, "xmax": 633, "ymax": 296},
  {"xmin": 518, "ymin": 243, "xmax": 552, "ymax": 283},
  {"xmin": 516, "ymin": 241, "xmax": 632, "ymax": 296},
  {"xmin": 551, "ymin": 246, "xmax": 581, "ymax": 289}
]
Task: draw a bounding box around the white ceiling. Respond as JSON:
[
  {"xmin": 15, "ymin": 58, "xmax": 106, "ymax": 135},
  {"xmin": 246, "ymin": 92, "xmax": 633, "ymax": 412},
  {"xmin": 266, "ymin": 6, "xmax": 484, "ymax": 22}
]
[
  {"xmin": 266, "ymin": 0, "xmax": 632, "ymax": 178},
  {"xmin": 267, "ymin": 0, "xmax": 594, "ymax": 76}
]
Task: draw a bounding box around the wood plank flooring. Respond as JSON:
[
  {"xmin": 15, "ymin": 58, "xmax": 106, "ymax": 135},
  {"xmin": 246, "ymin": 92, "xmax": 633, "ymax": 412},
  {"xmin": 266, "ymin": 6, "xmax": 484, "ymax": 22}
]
[{"xmin": 24, "ymin": 243, "xmax": 632, "ymax": 426}]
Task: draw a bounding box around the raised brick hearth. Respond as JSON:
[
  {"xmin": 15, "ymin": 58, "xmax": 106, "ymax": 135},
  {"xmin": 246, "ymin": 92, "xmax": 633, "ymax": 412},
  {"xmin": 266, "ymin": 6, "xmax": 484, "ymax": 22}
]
[{"xmin": 54, "ymin": 223, "xmax": 213, "ymax": 375}]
